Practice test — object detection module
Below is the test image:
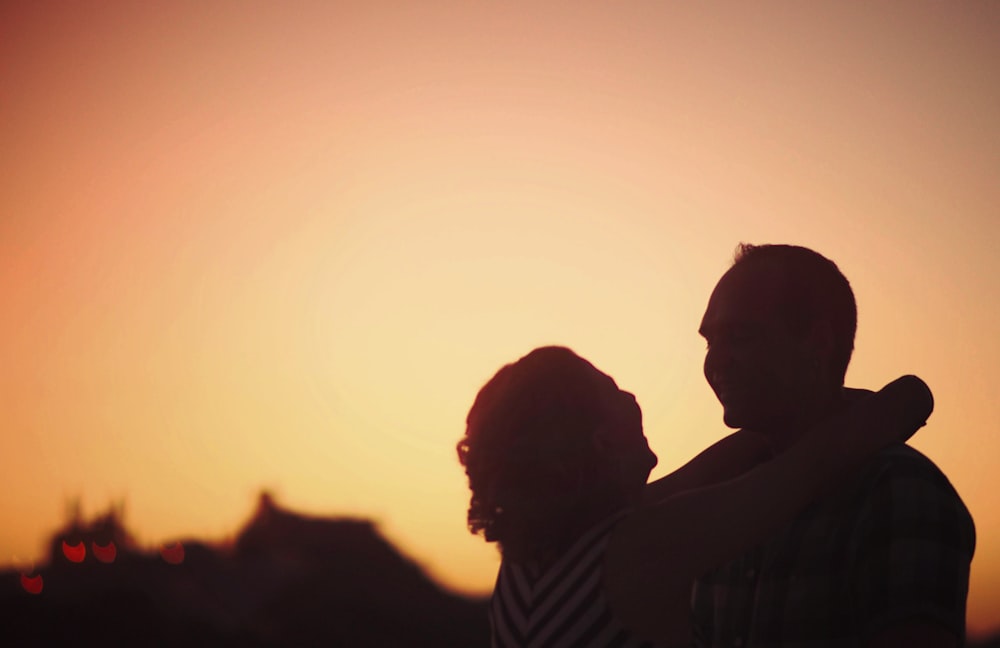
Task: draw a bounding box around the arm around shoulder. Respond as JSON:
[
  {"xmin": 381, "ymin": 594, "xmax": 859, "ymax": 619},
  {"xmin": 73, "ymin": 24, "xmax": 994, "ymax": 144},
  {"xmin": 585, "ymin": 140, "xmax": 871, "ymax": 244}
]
[
  {"xmin": 603, "ymin": 375, "xmax": 939, "ymax": 644},
  {"xmin": 642, "ymin": 429, "xmax": 771, "ymax": 504}
]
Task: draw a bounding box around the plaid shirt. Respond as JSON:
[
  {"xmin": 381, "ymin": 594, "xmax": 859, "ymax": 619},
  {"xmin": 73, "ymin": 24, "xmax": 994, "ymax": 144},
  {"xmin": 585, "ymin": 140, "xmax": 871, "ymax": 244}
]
[{"xmin": 692, "ymin": 444, "xmax": 975, "ymax": 648}]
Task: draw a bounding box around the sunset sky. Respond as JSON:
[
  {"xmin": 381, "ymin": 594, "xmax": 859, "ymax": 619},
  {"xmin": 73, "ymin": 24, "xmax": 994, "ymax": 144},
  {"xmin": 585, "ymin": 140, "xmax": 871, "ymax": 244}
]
[{"xmin": 2, "ymin": 1, "xmax": 998, "ymax": 637}]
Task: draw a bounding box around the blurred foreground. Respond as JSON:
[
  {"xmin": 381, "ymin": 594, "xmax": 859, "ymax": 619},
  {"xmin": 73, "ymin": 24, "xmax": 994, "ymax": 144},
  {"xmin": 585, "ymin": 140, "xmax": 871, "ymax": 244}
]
[
  {"xmin": 0, "ymin": 494, "xmax": 489, "ymax": 646},
  {"xmin": 4, "ymin": 494, "xmax": 996, "ymax": 647}
]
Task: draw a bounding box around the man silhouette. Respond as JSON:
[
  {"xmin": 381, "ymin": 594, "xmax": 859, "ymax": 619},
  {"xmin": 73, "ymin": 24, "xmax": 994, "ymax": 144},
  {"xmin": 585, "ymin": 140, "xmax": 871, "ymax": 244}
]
[{"xmin": 693, "ymin": 244, "xmax": 975, "ymax": 647}]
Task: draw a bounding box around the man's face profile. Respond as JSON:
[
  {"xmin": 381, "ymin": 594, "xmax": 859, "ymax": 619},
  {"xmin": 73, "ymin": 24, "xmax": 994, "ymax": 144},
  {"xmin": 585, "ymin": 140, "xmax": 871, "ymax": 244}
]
[{"xmin": 699, "ymin": 262, "xmax": 817, "ymax": 431}]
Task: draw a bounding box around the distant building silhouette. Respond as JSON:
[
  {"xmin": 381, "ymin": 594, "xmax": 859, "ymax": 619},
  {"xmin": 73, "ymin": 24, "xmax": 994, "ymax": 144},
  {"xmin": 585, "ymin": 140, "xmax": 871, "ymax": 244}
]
[{"xmin": 1, "ymin": 492, "xmax": 489, "ymax": 647}]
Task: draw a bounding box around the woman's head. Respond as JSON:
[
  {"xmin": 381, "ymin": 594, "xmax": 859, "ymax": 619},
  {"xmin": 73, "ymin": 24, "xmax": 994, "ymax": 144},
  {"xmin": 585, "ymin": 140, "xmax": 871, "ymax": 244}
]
[{"xmin": 457, "ymin": 346, "xmax": 658, "ymax": 562}]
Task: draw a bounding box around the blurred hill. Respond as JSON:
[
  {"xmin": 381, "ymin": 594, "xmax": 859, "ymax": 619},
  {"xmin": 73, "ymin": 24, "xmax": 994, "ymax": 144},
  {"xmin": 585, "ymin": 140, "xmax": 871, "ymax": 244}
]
[
  {"xmin": 973, "ymin": 636, "xmax": 1000, "ymax": 648},
  {"xmin": 0, "ymin": 493, "xmax": 489, "ymax": 647},
  {"xmin": 5, "ymin": 494, "xmax": 995, "ymax": 646}
]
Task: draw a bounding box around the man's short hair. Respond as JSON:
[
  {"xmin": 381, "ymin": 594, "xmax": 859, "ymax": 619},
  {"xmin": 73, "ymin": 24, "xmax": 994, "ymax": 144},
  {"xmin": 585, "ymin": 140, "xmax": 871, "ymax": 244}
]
[{"xmin": 732, "ymin": 243, "xmax": 857, "ymax": 386}]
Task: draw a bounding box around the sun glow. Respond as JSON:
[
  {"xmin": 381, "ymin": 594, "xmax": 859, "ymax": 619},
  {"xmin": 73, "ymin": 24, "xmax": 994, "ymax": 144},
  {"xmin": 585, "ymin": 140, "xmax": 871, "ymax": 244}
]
[{"xmin": 1, "ymin": 0, "xmax": 998, "ymax": 638}]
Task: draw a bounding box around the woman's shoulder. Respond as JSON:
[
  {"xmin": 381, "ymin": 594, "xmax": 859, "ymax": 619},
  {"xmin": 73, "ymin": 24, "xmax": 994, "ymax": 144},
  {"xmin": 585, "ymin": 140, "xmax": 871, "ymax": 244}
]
[{"xmin": 493, "ymin": 512, "xmax": 667, "ymax": 648}]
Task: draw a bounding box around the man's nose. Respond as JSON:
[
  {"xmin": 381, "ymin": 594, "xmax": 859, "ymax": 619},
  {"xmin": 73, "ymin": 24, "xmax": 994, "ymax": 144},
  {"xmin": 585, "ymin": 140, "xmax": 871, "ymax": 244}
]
[{"xmin": 704, "ymin": 342, "xmax": 733, "ymax": 381}]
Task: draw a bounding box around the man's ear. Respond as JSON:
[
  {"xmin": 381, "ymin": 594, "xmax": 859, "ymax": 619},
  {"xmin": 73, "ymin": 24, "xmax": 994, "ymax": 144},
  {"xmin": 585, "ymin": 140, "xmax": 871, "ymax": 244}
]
[{"xmin": 805, "ymin": 320, "xmax": 836, "ymax": 380}]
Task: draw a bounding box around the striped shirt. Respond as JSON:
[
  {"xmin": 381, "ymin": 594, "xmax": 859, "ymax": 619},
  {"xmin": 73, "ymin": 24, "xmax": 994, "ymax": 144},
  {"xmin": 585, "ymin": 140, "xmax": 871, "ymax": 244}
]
[
  {"xmin": 692, "ymin": 444, "xmax": 975, "ymax": 647},
  {"xmin": 490, "ymin": 514, "xmax": 661, "ymax": 648}
]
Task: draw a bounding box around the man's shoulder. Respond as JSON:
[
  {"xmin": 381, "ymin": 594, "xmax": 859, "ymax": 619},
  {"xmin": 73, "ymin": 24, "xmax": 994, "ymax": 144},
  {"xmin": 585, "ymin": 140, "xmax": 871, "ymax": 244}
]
[
  {"xmin": 863, "ymin": 443, "xmax": 953, "ymax": 485},
  {"xmin": 852, "ymin": 443, "xmax": 974, "ymax": 524},
  {"xmin": 869, "ymin": 442, "xmax": 940, "ymax": 468}
]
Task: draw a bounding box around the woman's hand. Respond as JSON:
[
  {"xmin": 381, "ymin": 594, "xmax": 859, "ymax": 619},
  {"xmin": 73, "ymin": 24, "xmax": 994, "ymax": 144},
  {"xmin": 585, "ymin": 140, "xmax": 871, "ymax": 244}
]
[{"xmin": 842, "ymin": 377, "xmax": 932, "ymax": 445}]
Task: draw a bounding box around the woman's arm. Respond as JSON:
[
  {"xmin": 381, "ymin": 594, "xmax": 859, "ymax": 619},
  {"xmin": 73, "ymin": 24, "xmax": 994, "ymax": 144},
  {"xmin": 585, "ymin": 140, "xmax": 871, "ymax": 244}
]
[
  {"xmin": 641, "ymin": 388, "xmax": 881, "ymax": 505},
  {"xmin": 641, "ymin": 429, "xmax": 772, "ymax": 505},
  {"xmin": 605, "ymin": 375, "xmax": 933, "ymax": 642}
]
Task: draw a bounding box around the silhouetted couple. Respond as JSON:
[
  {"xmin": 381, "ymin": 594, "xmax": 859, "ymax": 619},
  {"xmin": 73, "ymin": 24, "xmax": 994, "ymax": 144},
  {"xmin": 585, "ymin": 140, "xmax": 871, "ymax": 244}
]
[{"xmin": 458, "ymin": 244, "xmax": 974, "ymax": 647}]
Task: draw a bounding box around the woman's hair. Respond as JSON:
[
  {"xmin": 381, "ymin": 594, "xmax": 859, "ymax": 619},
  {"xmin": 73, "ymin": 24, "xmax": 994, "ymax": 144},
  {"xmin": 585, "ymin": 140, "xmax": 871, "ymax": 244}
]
[{"xmin": 457, "ymin": 346, "xmax": 657, "ymax": 562}]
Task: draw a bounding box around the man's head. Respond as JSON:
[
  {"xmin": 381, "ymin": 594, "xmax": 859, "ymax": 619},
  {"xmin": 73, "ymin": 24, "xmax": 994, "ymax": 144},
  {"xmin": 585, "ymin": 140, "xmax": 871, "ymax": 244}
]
[{"xmin": 699, "ymin": 244, "xmax": 857, "ymax": 434}]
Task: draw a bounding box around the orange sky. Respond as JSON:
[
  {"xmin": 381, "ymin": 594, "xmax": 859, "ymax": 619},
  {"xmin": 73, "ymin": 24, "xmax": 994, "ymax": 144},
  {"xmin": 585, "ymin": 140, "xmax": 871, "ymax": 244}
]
[{"xmin": 2, "ymin": 0, "xmax": 998, "ymax": 637}]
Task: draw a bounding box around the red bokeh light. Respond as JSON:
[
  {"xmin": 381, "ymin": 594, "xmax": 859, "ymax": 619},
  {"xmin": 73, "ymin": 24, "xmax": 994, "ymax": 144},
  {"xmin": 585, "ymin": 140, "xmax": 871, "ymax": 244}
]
[
  {"xmin": 62, "ymin": 540, "xmax": 86, "ymax": 563},
  {"xmin": 160, "ymin": 542, "xmax": 184, "ymax": 565},
  {"xmin": 92, "ymin": 541, "xmax": 117, "ymax": 563},
  {"xmin": 20, "ymin": 573, "xmax": 44, "ymax": 595}
]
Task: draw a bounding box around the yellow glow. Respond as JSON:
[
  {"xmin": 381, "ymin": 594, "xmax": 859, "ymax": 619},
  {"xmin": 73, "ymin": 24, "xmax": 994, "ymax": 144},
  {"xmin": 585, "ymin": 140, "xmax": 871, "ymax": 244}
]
[{"xmin": 2, "ymin": 1, "xmax": 998, "ymax": 637}]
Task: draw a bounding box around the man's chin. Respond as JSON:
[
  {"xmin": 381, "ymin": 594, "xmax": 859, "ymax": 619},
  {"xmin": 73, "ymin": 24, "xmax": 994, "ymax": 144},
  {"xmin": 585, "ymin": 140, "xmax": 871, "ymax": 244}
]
[
  {"xmin": 722, "ymin": 407, "xmax": 753, "ymax": 429},
  {"xmin": 721, "ymin": 412, "xmax": 742, "ymax": 429}
]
